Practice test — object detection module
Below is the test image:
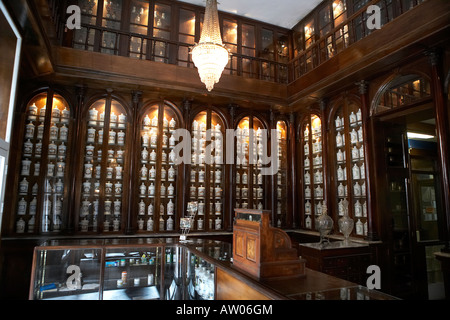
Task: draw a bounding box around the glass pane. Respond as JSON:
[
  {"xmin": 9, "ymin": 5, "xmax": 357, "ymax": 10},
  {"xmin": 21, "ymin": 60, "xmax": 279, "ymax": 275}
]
[
  {"xmin": 277, "ymin": 33, "xmax": 289, "ymax": 63},
  {"xmin": 130, "ymin": 0, "xmax": 149, "ymax": 32},
  {"xmin": 31, "ymin": 249, "xmax": 102, "ymax": 300},
  {"xmin": 412, "ymin": 174, "xmax": 439, "ymax": 241},
  {"xmin": 223, "ymin": 19, "xmax": 237, "ymax": 45},
  {"xmin": 79, "ymin": 0, "xmax": 98, "ymax": 23},
  {"xmin": 103, "ymin": 247, "xmax": 162, "ymax": 300},
  {"xmin": 261, "ymin": 28, "xmax": 274, "ymax": 60},
  {"xmin": 101, "ymin": 31, "xmax": 119, "ymax": 55},
  {"xmin": 179, "ymin": 9, "xmax": 196, "ymax": 36},
  {"xmin": 242, "ymin": 24, "xmax": 255, "ymax": 49},
  {"xmin": 154, "ymin": 4, "xmax": 171, "ymax": 30},
  {"xmin": 304, "ymin": 19, "xmax": 315, "ymax": 49},
  {"xmin": 333, "ymin": 0, "xmax": 347, "ymax": 26},
  {"xmin": 319, "ymin": 5, "xmax": 332, "ymax": 36},
  {"xmin": 102, "ymin": 0, "xmax": 122, "ymax": 29}
]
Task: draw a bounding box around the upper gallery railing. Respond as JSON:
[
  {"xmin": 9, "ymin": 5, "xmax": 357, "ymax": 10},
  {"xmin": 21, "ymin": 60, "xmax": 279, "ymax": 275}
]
[{"xmin": 47, "ymin": 0, "xmax": 426, "ymax": 85}]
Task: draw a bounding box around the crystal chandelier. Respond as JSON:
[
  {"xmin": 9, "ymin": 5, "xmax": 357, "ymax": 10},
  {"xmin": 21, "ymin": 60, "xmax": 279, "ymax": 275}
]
[{"xmin": 191, "ymin": 0, "xmax": 229, "ymax": 92}]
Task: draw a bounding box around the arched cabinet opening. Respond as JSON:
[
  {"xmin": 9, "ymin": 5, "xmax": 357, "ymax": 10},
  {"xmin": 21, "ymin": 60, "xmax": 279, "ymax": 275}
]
[
  {"xmin": 137, "ymin": 101, "xmax": 181, "ymax": 233},
  {"xmin": 299, "ymin": 113, "xmax": 324, "ymax": 230},
  {"xmin": 188, "ymin": 109, "xmax": 226, "ymax": 231},
  {"xmin": 235, "ymin": 116, "xmax": 267, "ymax": 211},
  {"xmin": 79, "ymin": 96, "xmax": 130, "ymax": 233},
  {"xmin": 16, "ymin": 91, "xmax": 72, "ymax": 234}
]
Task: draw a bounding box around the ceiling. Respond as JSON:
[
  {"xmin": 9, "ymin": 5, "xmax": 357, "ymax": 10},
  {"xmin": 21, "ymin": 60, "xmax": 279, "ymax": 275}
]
[{"xmin": 177, "ymin": 0, "xmax": 323, "ymax": 29}]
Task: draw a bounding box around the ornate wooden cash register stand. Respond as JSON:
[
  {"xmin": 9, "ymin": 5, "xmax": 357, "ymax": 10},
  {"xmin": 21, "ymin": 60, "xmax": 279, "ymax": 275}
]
[{"xmin": 232, "ymin": 209, "xmax": 306, "ymax": 279}]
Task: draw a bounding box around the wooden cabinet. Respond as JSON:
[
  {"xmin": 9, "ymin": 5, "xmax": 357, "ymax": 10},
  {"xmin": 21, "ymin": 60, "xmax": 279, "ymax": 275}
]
[
  {"xmin": 11, "ymin": 90, "xmax": 73, "ymax": 234},
  {"xmin": 299, "ymin": 241, "xmax": 371, "ymax": 285},
  {"xmin": 299, "ymin": 113, "xmax": 324, "ymax": 230},
  {"xmin": 136, "ymin": 101, "xmax": 182, "ymax": 233},
  {"xmin": 330, "ymin": 98, "xmax": 368, "ymax": 237},
  {"xmin": 187, "ymin": 109, "xmax": 226, "ymax": 231},
  {"xmin": 77, "ymin": 96, "xmax": 131, "ymax": 233}
]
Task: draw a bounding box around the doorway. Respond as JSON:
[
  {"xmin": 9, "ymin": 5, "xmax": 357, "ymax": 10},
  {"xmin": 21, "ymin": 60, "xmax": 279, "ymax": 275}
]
[{"xmin": 375, "ymin": 104, "xmax": 446, "ymax": 299}]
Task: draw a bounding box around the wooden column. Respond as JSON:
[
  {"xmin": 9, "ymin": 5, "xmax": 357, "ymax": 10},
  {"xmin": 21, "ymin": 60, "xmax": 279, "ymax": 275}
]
[
  {"xmin": 269, "ymin": 109, "xmax": 276, "ymax": 225},
  {"xmin": 289, "ymin": 112, "xmax": 297, "ymax": 228},
  {"xmin": 67, "ymin": 85, "xmax": 85, "ymax": 234},
  {"xmin": 319, "ymin": 99, "xmax": 329, "ymax": 213},
  {"xmin": 228, "ymin": 104, "xmax": 236, "ymax": 231},
  {"xmin": 427, "ymin": 49, "xmax": 450, "ymax": 252},
  {"xmin": 125, "ymin": 91, "xmax": 141, "ymax": 234},
  {"xmin": 356, "ymin": 80, "xmax": 379, "ymax": 241}
]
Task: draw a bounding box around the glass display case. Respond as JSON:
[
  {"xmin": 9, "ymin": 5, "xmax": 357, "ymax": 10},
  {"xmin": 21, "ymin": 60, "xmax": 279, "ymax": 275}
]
[
  {"xmin": 188, "ymin": 110, "xmax": 225, "ymax": 231},
  {"xmin": 15, "ymin": 92, "xmax": 72, "ymax": 234},
  {"xmin": 332, "ymin": 102, "xmax": 368, "ymax": 237},
  {"xmin": 29, "ymin": 239, "xmax": 226, "ymax": 300},
  {"xmin": 138, "ymin": 102, "xmax": 180, "ymax": 233},
  {"xmin": 78, "ymin": 97, "xmax": 129, "ymax": 233},
  {"xmin": 235, "ymin": 117, "xmax": 266, "ymax": 211},
  {"xmin": 300, "ymin": 114, "xmax": 324, "ymax": 230}
]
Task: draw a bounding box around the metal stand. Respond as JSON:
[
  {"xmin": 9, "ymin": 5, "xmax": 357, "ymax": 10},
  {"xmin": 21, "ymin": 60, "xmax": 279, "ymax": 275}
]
[{"xmin": 179, "ymin": 202, "xmax": 197, "ymax": 243}]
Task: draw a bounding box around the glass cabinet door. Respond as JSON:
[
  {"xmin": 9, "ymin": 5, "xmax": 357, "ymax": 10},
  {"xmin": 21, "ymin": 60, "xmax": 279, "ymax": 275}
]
[
  {"xmin": 129, "ymin": 0, "xmax": 150, "ymax": 59},
  {"xmin": 101, "ymin": 0, "xmax": 123, "ymax": 55},
  {"xmin": 235, "ymin": 117, "xmax": 266, "ymax": 210},
  {"xmin": 79, "ymin": 98, "xmax": 129, "ymax": 233},
  {"xmin": 103, "ymin": 246, "xmax": 162, "ymax": 300},
  {"xmin": 16, "ymin": 92, "xmax": 72, "ymax": 234},
  {"xmin": 74, "ymin": 0, "xmax": 98, "ymax": 51},
  {"xmin": 178, "ymin": 8, "xmax": 196, "ymax": 67},
  {"xmin": 332, "ymin": 103, "xmax": 368, "ymax": 237},
  {"xmin": 138, "ymin": 103, "xmax": 180, "ymax": 233},
  {"xmin": 300, "ymin": 114, "xmax": 324, "ymax": 230},
  {"xmin": 189, "ymin": 110, "xmax": 225, "ymax": 231},
  {"xmin": 275, "ymin": 121, "xmax": 288, "ymax": 228},
  {"xmin": 153, "ymin": 3, "xmax": 171, "ymax": 63},
  {"xmin": 31, "ymin": 248, "xmax": 103, "ymax": 300}
]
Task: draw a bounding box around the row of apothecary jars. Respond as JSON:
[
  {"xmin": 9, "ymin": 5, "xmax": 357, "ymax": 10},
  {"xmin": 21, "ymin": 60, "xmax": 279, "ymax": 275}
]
[
  {"xmin": 190, "ymin": 168, "xmax": 222, "ymax": 184},
  {"xmin": 87, "ymin": 127, "xmax": 126, "ymax": 145},
  {"xmin": 335, "ymin": 109, "xmax": 362, "ymax": 128},
  {"xmin": 140, "ymin": 165, "xmax": 176, "ymax": 181},
  {"xmin": 89, "ymin": 109, "xmax": 126, "ymax": 128},
  {"xmin": 81, "ymin": 198, "xmax": 121, "ymax": 216},
  {"xmin": 337, "ymin": 181, "xmax": 366, "ymax": 197},
  {"xmin": 86, "ymin": 146, "xmax": 125, "ymax": 162},
  {"xmin": 23, "ymin": 140, "xmax": 67, "ymax": 160},
  {"xmin": 143, "ymin": 114, "xmax": 176, "ymax": 129},
  {"xmin": 236, "ymin": 186, "xmax": 263, "ymax": 199},
  {"xmin": 142, "ymin": 130, "xmax": 178, "ymax": 148},
  {"xmin": 21, "ymin": 158, "xmax": 67, "ymax": 178},
  {"xmin": 305, "ymin": 185, "xmax": 324, "ymax": 199},
  {"xmin": 337, "ymin": 145, "xmax": 365, "ymax": 162},
  {"xmin": 338, "ymin": 198, "xmax": 367, "ymax": 217},
  {"xmin": 141, "ymin": 148, "xmax": 177, "ymax": 164},
  {"xmin": 25, "ymin": 122, "xmax": 69, "ymax": 141},
  {"xmin": 84, "ymin": 163, "xmax": 123, "ymax": 180},
  {"xmin": 139, "ymin": 182, "xmax": 175, "ymax": 198},
  {"xmin": 28, "ymin": 103, "xmax": 70, "ymax": 121},
  {"xmin": 336, "ymin": 127, "xmax": 363, "ymax": 147},
  {"xmin": 304, "ymin": 140, "xmax": 322, "ymax": 155},
  {"xmin": 305, "ymin": 154, "xmax": 322, "ymax": 167},
  {"xmin": 236, "ymin": 171, "xmax": 263, "ymax": 185},
  {"xmin": 138, "ymin": 199, "xmax": 175, "ymax": 216},
  {"xmin": 337, "ymin": 163, "xmax": 365, "ymax": 181},
  {"xmin": 305, "ymin": 170, "xmax": 323, "ymax": 185},
  {"xmin": 190, "ymin": 185, "xmax": 222, "ymax": 198}
]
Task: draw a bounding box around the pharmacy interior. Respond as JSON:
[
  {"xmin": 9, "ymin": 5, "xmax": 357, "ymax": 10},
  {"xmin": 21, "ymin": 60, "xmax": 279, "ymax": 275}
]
[{"xmin": 0, "ymin": 0, "xmax": 449, "ymax": 301}]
